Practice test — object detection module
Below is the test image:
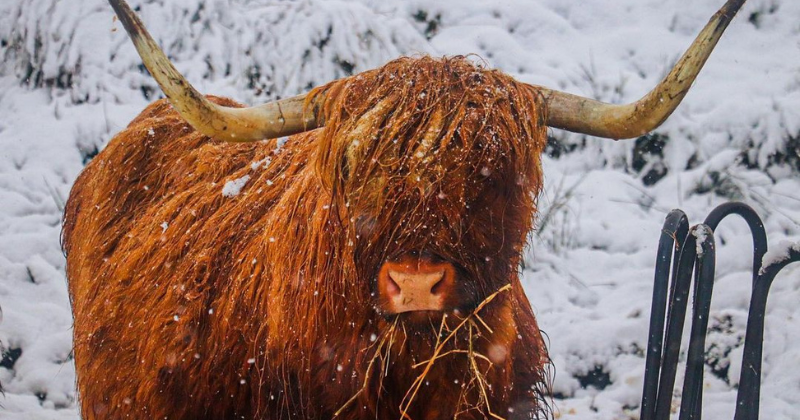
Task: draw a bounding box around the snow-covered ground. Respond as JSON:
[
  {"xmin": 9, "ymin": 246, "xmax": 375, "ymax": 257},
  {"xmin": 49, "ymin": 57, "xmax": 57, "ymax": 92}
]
[{"xmin": 1, "ymin": 0, "xmax": 798, "ymax": 418}]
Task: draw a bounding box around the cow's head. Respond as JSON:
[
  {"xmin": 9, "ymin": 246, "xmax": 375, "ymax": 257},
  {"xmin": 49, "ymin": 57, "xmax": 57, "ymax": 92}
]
[{"xmin": 302, "ymin": 57, "xmax": 546, "ymax": 325}]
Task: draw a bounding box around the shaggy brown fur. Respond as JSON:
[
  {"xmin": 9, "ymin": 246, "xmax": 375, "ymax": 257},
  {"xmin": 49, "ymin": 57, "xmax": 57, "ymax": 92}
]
[{"xmin": 63, "ymin": 56, "xmax": 550, "ymax": 419}]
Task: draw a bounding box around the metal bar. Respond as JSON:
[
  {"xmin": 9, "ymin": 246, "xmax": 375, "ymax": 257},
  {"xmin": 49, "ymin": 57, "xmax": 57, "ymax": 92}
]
[
  {"xmin": 702, "ymin": 202, "xmax": 767, "ymax": 286},
  {"xmin": 654, "ymin": 230, "xmax": 698, "ymax": 420},
  {"xmin": 640, "ymin": 210, "xmax": 688, "ymax": 420},
  {"xmin": 700, "ymin": 202, "xmax": 769, "ymax": 420},
  {"xmin": 679, "ymin": 225, "xmax": 716, "ymax": 420},
  {"xmin": 734, "ymin": 247, "xmax": 800, "ymax": 420}
]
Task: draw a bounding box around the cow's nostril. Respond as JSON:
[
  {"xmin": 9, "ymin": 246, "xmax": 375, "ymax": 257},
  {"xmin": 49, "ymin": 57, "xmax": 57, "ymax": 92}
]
[
  {"xmin": 385, "ymin": 274, "xmax": 401, "ymax": 298},
  {"xmin": 430, "ymin": 275, "xmax": 445, "ymax": 295}
]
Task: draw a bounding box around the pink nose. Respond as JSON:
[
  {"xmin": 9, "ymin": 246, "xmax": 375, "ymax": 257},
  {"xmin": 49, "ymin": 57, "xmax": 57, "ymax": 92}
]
[{"xmin": 377, "ymin": 255, "xmax": 457, "ymax": 314}]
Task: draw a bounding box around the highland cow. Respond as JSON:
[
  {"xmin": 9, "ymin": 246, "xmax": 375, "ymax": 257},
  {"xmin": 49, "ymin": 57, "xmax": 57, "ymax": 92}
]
[{"xmin": 62, "ymin": 0, "xmax": 746, "ymax": 419}]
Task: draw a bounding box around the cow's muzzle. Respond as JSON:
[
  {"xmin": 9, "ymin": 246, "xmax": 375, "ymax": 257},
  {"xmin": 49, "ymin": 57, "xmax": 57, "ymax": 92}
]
[{"xmin": 376, "ymin": 253, "xmax": 457, "ymax": 314}]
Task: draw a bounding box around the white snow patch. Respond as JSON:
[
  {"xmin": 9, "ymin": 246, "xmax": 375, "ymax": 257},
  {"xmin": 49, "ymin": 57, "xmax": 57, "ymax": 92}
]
[
  {"xmin": 693, "ymin": 225, "xmax": 711, "ymax": 257},
  {"xmin": 250, "ymin": 157, "xmax": 271, "ymax": 170},
  {"xmin": 760, "ymin": 240, "xmax": 800, "ymax": 275},
  {"xmin": 222, "ymin": 175, "xmax": 251, "ymax": 197}
]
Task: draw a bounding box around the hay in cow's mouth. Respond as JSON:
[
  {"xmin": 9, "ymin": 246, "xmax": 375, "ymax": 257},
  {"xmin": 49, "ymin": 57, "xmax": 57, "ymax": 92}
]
[
  {"xmin": 379, "ymin": 309, "xmax": 470, "ymax": 329},
  {"xmin": 335, "ymin": 284, "xmax": 512, "ymax": 419}
]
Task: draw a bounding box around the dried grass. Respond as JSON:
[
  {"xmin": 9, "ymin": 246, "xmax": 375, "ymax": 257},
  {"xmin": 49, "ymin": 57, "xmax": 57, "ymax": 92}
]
[
  {"xmin": 400, "ymin": 284, "xmax": 512, "ymax": 420},
  {"xmin": 334, "ymin": 284, "xmax": 513, "ymax": 420}
]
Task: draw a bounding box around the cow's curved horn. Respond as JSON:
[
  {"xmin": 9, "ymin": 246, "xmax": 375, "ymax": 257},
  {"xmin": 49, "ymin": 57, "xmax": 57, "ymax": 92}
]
[
  {"xmin": 540, "ymin": 0, "xmax": 746, "ymax": 139},
  {"xmin": 109, "ymin": 0, "xmax": 324, "ymax": 142}
]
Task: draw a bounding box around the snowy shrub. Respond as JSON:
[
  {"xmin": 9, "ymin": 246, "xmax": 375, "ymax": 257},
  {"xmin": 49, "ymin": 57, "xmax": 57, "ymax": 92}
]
[
  {"xmin": 0, "ymin": 0, "xmax": 431, "ymax": 104},
  {"xmin": 704, "ymin": 313, "xmax": 746, "ymax": 385},
  {"xmin": 3, "ymin": 0, "xmax": 798, "ymax": 177},
  {"xmin": 631, "ymin": 133, "xmax": 669, "ymax": 186}
]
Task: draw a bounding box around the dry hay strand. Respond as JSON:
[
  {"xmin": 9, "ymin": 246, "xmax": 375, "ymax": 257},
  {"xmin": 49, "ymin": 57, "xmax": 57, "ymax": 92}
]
[
  {"xmin": 399, "ymin": 283, "xmax": 512, "ymax": 420},
  {"xmin": 333, "ymin": 284, "xmax": 512, "ymax": 419},
  {"xmin": 333, "ymin": 319, "xmax": 400, "ymax": 417}
]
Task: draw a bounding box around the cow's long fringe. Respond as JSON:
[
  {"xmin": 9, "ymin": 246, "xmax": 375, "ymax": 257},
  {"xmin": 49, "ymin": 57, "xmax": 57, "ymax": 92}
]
[{"xmin": 63, "ymin": 56, "xmax": 551, "ymax": 419}]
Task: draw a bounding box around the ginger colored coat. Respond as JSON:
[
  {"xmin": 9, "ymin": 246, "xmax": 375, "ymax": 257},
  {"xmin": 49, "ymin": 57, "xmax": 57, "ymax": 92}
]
[{"xmin": 63, "ymin": 57, "xmax": 551, "ymax": 419}]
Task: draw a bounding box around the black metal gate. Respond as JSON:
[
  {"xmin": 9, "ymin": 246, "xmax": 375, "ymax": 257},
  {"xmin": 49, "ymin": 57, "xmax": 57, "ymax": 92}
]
[{"xmin": 640, "ymin": 202, "xmax": 800, "ymax": 420}]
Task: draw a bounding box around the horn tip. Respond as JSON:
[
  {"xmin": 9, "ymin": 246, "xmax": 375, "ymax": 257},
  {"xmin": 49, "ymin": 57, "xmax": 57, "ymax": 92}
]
[{"xmin": 108, "ymin": 0, "xmax": 147, "ymax": 44}]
